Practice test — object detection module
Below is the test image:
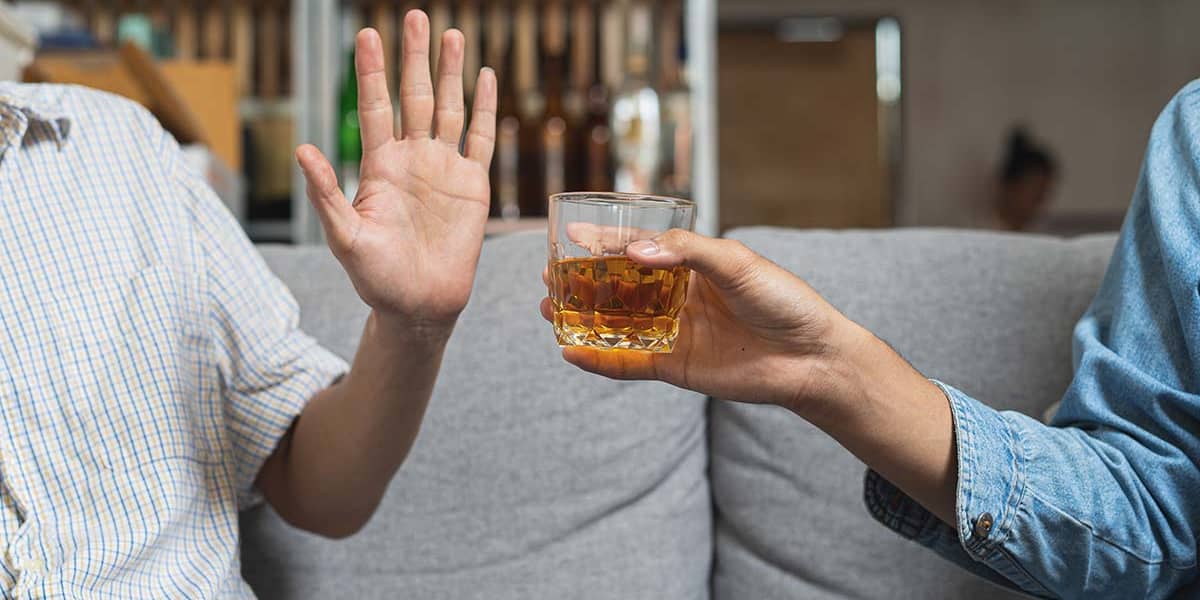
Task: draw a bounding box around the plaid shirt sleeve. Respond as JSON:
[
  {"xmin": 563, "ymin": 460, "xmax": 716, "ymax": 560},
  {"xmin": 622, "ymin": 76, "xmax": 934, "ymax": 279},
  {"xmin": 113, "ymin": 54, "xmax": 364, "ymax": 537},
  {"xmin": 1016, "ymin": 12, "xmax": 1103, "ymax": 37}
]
[{"xmin": 170, "ymin": 147, "xmax": 349, "ymax": 509}]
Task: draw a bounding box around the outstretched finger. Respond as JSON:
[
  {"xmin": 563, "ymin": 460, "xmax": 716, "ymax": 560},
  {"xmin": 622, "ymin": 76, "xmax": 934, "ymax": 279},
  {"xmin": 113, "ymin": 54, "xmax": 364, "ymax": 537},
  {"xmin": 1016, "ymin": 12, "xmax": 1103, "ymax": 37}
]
[
  {"xmin": 354, "ymin": 29, "xmax": 395, "ymax": 152},
  {"xmin": 296, "ymin": 144, "xmax": 359, "ymax": 254},
  {"xmin": 400, "ymin": 10, "xmax": 435, "ymax": 138},
  {"xmin": 565, "ymin": 221, "xmax": 663, "ymax": 256},
  {"xmin": 464, "ymin": 67, "xmax": 497, "ymax": 167},
  {"xmin": 434, "ymin": 29, "xmax": 466, "ymax": 147}
]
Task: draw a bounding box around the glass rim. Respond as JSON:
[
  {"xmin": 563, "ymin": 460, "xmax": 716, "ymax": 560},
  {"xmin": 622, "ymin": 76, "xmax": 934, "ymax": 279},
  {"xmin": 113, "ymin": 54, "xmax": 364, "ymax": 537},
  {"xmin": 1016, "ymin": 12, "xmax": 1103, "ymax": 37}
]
[{"xmin": 550, "ymin": 191, "xmax": 695, "ymax": 208}]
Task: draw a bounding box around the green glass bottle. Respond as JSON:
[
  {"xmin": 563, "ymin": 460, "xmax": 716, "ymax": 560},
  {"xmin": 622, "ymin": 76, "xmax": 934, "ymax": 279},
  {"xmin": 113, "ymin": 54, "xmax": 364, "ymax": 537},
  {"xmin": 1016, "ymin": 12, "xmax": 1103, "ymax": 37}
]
[{"xmin": 338, "ymin": 49, "xmax": 362, "ymax": 201}]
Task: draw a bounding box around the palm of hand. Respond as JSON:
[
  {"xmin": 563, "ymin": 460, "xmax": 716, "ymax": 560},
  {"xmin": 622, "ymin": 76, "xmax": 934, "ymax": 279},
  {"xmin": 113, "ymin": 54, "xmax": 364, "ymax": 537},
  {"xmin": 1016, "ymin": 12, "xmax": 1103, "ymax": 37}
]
[
  {"xmin": 347, "ymin": 139, "xmax": 490, "ymax": 323},
  {"xmin": 296, "ymin": 15, "xmax": 497, "ymax": 333}
]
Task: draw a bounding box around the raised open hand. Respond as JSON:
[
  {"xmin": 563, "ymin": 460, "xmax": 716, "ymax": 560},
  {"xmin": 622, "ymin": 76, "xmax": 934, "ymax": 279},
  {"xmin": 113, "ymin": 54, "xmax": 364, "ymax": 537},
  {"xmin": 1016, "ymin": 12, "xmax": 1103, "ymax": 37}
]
[{"xmin": 296, "ymin": 11, "xmax": 496, "ymax": 336}]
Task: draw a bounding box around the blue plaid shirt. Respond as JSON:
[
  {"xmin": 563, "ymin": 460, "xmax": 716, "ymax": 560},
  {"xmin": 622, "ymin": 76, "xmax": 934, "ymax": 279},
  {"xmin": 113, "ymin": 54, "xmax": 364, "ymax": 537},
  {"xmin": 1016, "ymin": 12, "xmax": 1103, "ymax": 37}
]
[{"xmin": 0, "ymin": 83, "xmax": 347, "ymax": 598}]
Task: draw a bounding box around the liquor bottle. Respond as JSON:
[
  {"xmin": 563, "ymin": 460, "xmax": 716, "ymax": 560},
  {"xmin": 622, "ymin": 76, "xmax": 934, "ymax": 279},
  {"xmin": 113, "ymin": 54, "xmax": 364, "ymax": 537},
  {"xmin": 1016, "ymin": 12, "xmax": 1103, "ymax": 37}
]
[
  {"xmin": 657, "ymin": 0, "xmax": 692, "ymax": 197},
  {"xmin": 540, "ymin": 0, "xmax": 569, "ymax": 198},
  {"xmin": 429, "ymin": 0, "xmax": 452, "ymax": 80},
  {"xmin": 256, "ymin": 0, "xmax": 280, "ymax": 99},
  {"xmin": 488, "ymin": 2, "xmax": 521, "ymax": 220},
  {"xmin": 513, "ymin": 0, "xmax": 545, "ymax": 216},
  {"xmin": 610, "ymin": 1, "xmax": 660, "ymax": 194},
  {"xmin": 585, "ymin": 0, "xmax": 622, "ymax": 191},
  {"xmin": 173, "ymin": 0, "xmax": 196, "ymax": 60},
  {"xmin": 231, "ymin": 1, "xmax": 254, "ymax": 94},
  {"xmin": 201, "ymin": 0, "xmax": 225, "ymax": 60},
  {"xmin": 457, "ymin": 0, "xmax": 481, "ymax": 100},
  {"xmin": 279, "ymin": 1, "xmax": 294, "ymax": 98},
  {"xmin": 564, "ymin": 0, "xmax": 593, "ymax": 192},
  {"xmin": 149, "ymin": 1, "xmax": 176, "ymax": 58},
  {"xmin": 94, "ymin": 1, "xmax": 117, "ymax": 47}
]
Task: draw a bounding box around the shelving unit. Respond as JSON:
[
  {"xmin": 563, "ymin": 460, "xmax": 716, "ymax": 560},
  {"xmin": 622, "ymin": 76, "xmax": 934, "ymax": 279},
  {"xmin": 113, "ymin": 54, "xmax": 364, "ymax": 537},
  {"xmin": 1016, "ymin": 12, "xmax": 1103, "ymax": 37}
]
[{"xmin": 290, "ymin": 0, "xmax": 719, "ymax": 244}]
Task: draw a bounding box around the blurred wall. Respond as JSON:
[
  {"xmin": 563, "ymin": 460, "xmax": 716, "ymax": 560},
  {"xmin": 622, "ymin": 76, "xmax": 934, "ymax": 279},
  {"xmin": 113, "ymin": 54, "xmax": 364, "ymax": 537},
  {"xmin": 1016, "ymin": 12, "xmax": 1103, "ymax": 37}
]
[{"xmin": 720, "ymin": 0, "xmax": 1200, "ymax": 228}]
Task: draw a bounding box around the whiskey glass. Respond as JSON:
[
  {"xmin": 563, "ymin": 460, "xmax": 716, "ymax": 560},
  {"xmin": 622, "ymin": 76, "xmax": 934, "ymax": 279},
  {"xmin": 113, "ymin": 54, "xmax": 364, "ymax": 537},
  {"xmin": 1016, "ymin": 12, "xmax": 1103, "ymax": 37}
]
[{"xmin": 548, "ymin": 192, "xmax": 696, "ymax": 352}]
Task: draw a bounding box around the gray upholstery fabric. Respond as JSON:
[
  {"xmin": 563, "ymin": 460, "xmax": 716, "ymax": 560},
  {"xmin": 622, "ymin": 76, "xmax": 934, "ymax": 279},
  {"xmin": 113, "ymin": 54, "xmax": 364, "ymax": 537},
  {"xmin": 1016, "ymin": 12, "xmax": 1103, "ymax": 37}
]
[
  {"xmin": 243, "ymin": 232, "xmax": 711, "ymax": 599},
  {"xmin": 711, "ymin": 228, "xmax": 1117, "ymax": 600}
]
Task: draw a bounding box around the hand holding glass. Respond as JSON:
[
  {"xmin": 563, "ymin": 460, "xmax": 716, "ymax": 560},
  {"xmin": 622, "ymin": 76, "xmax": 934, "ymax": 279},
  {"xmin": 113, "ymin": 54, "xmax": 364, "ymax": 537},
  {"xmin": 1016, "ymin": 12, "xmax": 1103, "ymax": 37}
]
[{"xmin": 547, "ymin": 193, "xmax": 696, "ymax": 352}]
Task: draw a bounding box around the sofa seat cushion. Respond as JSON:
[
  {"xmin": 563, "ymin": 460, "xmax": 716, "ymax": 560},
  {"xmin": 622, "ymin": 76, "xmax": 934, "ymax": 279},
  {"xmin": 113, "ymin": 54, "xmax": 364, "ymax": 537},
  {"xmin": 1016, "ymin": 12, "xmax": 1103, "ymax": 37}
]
[
  {"xmin": 710, "ymin": 228, "xmax": 1116, "ymax": 599},
  {"xmin": 243, "ymin": 231, "xmax": 711, "ymax": 599}
]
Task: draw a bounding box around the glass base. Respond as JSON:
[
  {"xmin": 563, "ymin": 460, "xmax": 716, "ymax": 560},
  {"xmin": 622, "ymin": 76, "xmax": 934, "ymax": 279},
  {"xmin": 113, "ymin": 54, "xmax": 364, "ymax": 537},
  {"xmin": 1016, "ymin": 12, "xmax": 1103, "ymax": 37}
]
[{"xmin": 553, "ymin": 312, "xmax": 680, "ymax": 353}]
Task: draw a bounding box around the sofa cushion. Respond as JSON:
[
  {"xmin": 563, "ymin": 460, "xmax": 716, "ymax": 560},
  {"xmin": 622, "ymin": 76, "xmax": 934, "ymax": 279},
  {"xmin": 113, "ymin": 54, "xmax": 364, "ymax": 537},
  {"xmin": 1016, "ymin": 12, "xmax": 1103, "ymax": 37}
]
[
  {"xmin": 243, "ymin": 231, "xmax": 711, "ymax": 599},
  {"xmin": 711, "ymin": 228, "xmax": 1116, "ymax": 600}
]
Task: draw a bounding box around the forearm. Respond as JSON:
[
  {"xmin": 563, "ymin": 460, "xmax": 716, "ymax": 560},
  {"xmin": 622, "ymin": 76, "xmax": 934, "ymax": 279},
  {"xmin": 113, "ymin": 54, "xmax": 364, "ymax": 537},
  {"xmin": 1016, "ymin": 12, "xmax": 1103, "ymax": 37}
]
[
  {"xmin": 258, "ymin": 311, "xmax": 449, "ymax": 537},
  {"xmin": 807, "ymin": 316, "xmax": 1200, "ymax": 597},
  {"xmin": 796, "ymin": 318, "xmax": 958, "ymax": 525}
]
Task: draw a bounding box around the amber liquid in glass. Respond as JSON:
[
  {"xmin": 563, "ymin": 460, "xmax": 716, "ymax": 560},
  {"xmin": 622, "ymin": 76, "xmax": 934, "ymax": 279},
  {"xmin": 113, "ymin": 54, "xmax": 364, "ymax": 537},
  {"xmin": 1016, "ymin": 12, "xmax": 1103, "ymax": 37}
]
[{"xmin": 549, "ymin": 257, "xmax": 691, "ymax": 352}]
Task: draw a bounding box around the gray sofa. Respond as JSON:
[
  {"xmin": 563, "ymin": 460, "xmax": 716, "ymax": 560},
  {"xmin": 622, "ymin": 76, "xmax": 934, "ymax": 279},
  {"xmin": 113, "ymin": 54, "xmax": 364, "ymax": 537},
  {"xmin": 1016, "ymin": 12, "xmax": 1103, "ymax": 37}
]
[{"xmin": 241, "ymin": 227, "xmax": 1117, "ymax": 599}]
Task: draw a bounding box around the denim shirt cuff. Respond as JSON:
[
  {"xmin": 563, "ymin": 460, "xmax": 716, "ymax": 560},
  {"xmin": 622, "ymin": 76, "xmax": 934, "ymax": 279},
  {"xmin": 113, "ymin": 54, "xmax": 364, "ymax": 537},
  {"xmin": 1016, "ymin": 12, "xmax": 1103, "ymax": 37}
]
[
  {"xmin": 863, "ymin": 470, "xmax": 949, "ymax": 546},
  {"xmin": 864, "ymin": 380, "xmax": 1053, "ymax": 597}
]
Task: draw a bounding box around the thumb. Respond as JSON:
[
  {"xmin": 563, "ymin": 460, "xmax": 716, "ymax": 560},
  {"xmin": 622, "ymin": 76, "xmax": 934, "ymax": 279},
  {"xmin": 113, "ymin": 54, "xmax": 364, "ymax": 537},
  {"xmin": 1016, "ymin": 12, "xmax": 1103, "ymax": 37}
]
[
  {"xmin": 626, "ymin": 229, "xmax": 759, "ymax": 291},
  {"xmin": 295, "ymin": 144, "xmax": 359, "ymax": 253}
]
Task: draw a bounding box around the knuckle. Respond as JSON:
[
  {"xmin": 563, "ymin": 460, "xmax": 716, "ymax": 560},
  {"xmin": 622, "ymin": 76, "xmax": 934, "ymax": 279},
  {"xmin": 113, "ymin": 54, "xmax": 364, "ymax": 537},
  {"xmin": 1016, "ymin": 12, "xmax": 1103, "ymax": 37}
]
[
  {"xmin": 360, "ymin": 96, "xmax": 391, "ymax": 111},
  {"xmin": 325, "ymin": 229, "xmax": 353, "ymax": 259},
  {"xmin": 469, "ymin": 129, "xmax": 495, "ymax": 144},
  {"xmin": 723, "ymin": 241, "xmax": 761, "ymax": 285},
  {"xmin": 402, "ymin": 81, "xmax": 434, "ymax": 98},
  {"xmin": 725, "ymin": 239, "xmax": 753, "ymax": 257},
  {"xmin": 473, "ymin": 104, "xmax": 497, "ymax": 117},
  {"xmin": 402, "ymin": 43, "xmax": 428, "ymax": 58},
  {"xmin": 656, "ymin": 228, "xmax": 691, "ymax": 248}
]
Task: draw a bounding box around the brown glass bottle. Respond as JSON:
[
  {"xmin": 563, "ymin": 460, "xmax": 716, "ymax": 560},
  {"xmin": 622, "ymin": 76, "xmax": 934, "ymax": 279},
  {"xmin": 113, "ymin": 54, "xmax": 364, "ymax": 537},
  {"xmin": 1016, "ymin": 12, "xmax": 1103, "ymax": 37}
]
[
  {"xmin": 488, "ymin": 2, "xmax": 521, "ymax": 220},
  {"xmin": 564, "ymin": 0, "xmax": 593, "ymax": 192},
  {"xmin": 541, "ymin": 0, "xmax": 571, "ymax": 199},
  {"xmin": 657, "ymin": 0, "xmax": 692, "ymax": 197},
  {"xmin": 514, "ymin": 0, "xmax": 546, "ymax": 217},
  {"xmin": 457, "ymin": 0, "xmax": 481, "ymax": 101},
  {"xmin": 584, "ymin": 0, "xmax": 623, "ymax": 192}
]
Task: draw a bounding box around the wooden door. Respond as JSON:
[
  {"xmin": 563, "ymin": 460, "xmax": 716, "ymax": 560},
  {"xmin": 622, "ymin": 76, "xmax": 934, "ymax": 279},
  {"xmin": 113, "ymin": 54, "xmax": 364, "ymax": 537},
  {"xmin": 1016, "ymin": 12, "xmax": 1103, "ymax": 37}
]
[{"xmin": 718, "ymin": 19, "xmax": 893, "ymax": 230}]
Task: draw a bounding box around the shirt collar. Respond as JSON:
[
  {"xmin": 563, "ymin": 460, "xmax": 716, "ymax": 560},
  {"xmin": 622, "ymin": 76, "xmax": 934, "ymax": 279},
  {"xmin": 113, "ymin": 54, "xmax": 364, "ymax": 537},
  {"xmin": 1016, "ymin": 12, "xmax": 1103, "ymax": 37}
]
[{"xmin": 0, "ymin": 83, "xmax": 73, "ymax": 150}]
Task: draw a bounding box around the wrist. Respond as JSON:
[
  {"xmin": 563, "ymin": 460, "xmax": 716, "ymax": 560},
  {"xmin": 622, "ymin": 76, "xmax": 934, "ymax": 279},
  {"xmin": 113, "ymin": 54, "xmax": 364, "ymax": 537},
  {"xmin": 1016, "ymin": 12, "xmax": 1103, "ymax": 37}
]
[
  {"xmin": 369, "ymin": 309, "xmax": 456, "ymax": 348},
  {"xmin": 785, "ymin": 315, "xmax": 889, "ymax": 426},
  {"xmin": 791, "ymin": 315, "xmax": 942, "ymax": 443}
]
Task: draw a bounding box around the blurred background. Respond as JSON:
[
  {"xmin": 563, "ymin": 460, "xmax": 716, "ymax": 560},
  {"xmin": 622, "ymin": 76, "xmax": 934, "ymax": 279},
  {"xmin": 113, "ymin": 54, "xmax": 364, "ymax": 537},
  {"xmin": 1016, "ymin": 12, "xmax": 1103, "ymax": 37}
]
[{"xmin": 2, "ymin": 0, "xmax": 1197, "ymax": 241}]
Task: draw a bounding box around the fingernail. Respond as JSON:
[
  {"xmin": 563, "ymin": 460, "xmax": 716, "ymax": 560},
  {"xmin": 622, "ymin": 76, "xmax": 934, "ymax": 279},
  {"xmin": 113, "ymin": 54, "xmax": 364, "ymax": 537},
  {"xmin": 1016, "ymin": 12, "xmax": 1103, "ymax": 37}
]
[{"xmin": 628, "ymin": 240, "xmax": 660, "ymax": 256}]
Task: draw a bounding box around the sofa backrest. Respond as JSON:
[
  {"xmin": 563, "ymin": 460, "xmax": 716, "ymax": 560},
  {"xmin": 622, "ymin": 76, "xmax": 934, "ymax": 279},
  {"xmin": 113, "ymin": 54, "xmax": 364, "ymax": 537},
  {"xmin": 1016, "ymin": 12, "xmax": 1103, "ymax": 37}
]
[
  {"xmin": 243, "ymin": 232, "xmax": 711, "ymax": 599},
  {"xmin": 710, "ymin": 227, "xmax": 1117, "ymax": 599}
]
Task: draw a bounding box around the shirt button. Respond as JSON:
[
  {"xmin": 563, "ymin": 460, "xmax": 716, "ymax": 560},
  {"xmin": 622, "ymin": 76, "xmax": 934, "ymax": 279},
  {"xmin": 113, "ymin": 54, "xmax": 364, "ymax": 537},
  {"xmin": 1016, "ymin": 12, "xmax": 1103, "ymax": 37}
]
[{"xmin": 973, "ymin": 512, "xmax": 994, "ymax": 539}]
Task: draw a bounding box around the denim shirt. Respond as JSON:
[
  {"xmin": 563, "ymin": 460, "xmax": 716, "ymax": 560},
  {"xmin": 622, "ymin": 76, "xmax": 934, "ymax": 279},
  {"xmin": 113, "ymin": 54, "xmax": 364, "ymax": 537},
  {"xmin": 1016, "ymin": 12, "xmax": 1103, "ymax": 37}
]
[{"xmin": 865, "ymin": 79, "xmax": 1200, "ymax": 599}]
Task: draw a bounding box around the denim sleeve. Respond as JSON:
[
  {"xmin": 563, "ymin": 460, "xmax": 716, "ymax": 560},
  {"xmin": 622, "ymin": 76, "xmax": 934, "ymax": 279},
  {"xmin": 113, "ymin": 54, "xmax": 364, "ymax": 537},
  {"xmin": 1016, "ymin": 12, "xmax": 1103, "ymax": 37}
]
[{"xmin": 865, "ymin": 79, "xmax": 1200, "ymax": 599}]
